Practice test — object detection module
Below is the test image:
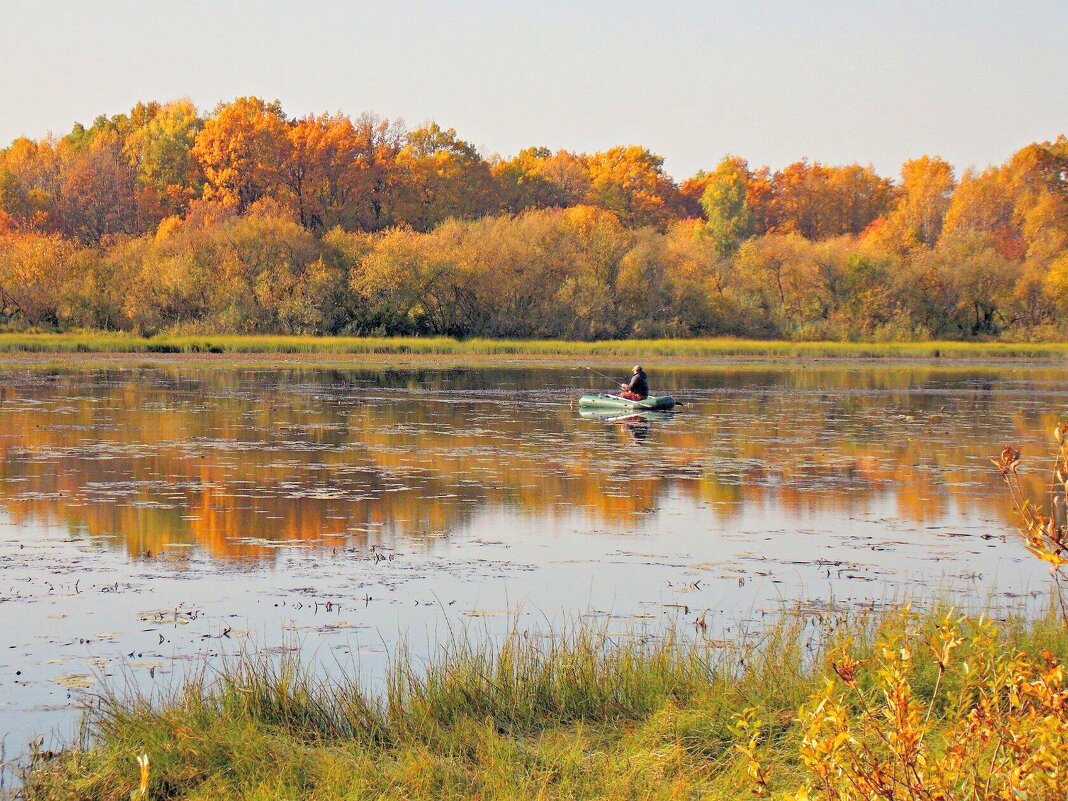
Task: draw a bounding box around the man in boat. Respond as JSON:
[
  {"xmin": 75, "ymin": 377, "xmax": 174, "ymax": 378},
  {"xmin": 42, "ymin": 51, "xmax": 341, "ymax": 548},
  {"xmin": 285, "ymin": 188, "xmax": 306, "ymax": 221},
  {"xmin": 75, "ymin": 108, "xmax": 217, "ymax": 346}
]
[{"xmin": 619, "ymin": 365, "xmax": 649, "ymax": 401}]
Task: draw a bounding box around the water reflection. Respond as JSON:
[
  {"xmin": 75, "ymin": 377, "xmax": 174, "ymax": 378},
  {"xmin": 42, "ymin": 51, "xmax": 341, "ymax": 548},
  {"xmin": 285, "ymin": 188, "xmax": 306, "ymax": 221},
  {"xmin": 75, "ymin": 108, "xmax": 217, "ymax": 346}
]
[
  {"xmin": 2, "ymin": 363, "xmax": 1065, "ymax": 756},
  {"xmin": 0, "ymin": 365, "xmax": 1061, "ymax": 561}
]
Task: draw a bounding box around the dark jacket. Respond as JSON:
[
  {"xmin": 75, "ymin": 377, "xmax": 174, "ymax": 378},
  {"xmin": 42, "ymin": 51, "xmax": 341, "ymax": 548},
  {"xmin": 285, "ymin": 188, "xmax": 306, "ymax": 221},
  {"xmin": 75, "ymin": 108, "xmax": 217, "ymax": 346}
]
[{"xmin": 627, "ymin": 370, "xmax": 649, "ymax": 398}]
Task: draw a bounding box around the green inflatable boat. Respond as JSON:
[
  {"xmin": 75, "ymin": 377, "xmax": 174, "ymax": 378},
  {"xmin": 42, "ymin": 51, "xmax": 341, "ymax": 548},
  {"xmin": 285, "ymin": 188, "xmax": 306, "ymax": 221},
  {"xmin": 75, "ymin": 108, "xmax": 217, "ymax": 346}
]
[{"xmin": 578, "ymin": 393, "xmax": 676, "ymax": 411}]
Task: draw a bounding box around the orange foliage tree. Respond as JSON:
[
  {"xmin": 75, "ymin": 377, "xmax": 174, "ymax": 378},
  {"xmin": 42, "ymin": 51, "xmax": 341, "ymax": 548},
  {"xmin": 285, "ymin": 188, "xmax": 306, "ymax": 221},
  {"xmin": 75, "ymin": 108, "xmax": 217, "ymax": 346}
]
[
  {"xmin": 192, "ymin": 97, "xmax": 288, "ymax": 213},
  {"xmin": 0, "ymin": 96, "xmax": 1064, "ymax": 341}
]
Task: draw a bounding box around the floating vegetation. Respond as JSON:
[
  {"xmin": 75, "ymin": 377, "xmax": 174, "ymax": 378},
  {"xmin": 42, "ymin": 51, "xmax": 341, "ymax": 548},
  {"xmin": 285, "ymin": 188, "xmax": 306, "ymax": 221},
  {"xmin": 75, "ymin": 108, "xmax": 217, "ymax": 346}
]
[{"xmin": 51, "ymin": 675, "xmax": 93, "ymax": 690}]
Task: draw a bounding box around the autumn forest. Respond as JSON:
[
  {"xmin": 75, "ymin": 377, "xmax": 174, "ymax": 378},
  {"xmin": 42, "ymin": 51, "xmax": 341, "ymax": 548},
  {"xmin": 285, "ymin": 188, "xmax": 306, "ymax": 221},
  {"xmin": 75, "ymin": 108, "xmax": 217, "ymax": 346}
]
[{"xmin": 1, "ymin": 96, "xmax": 1065, "ymax": 341}]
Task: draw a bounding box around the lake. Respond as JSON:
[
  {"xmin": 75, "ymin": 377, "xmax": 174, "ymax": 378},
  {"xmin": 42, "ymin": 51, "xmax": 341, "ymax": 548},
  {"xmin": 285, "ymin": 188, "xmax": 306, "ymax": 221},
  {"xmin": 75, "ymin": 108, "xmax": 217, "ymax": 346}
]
[{"xmin": 0, "ymin": 362, "xmax": 1061, "ymax": 762}]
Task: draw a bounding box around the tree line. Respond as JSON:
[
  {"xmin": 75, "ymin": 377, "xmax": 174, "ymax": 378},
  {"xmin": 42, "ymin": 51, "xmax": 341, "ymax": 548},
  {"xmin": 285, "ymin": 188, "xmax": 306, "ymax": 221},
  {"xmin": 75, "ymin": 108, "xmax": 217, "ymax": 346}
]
[{"xmin": 0, "ymin": 96, "xmax": 1064, "ymax": 339}]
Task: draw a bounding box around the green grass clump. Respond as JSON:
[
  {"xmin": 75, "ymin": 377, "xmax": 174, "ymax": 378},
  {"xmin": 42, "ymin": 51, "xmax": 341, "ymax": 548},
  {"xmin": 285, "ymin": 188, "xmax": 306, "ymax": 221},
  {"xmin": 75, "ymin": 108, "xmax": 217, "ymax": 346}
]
[
  {"xmin": 22, "ymin": 609, "xmax": 1068, "ymax": 800},
  {"xmin": 2, "ymin": 331, "xmax": 1068, "ymax": 360}
]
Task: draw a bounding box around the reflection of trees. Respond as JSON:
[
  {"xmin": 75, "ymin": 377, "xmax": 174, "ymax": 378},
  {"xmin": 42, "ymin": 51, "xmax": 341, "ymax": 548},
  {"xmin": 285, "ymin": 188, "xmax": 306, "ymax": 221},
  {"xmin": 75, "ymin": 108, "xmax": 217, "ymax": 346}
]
[
  {"xmin": 0, "ymin": 366, "xmax": 1058, "ymax": 561},
  {"xmin": 0, "ymin": 368, "xmax": 695, "ymax": 560},
  {"xmin": 689, "ymin": 368, "xmax": 1056, "ymax": 526}
]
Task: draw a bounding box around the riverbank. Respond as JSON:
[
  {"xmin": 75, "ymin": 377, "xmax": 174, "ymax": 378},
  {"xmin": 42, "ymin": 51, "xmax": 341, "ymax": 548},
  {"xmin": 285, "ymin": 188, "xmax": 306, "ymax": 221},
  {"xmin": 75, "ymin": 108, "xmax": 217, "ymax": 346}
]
[
  {"xmin": 3, "ymin": 332, "xmax": 1068, "ymax": 362},
  {"xmin": 21, "ymin": 608, "xmax": 1068, "ymax": 800}
]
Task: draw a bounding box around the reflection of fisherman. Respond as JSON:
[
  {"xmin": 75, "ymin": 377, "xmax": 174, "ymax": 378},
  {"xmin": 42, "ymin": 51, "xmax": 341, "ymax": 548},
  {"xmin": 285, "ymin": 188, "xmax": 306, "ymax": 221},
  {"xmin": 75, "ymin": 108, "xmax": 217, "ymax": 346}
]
[
  {"xmin": 621, "ymin": 417, "xmax": 650, "ymax": 442},
  {"xmin": 619, "ymin": 365, "xmax": 649, "ymax": 401}
]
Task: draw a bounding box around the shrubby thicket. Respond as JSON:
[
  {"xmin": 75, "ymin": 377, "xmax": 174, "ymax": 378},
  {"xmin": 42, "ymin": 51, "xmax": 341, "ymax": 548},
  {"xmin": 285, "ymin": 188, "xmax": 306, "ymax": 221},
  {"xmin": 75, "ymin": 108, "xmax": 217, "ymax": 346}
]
[{"xmin": 0, "ymin": 97, "xmax": 1064, "ymax": 340}]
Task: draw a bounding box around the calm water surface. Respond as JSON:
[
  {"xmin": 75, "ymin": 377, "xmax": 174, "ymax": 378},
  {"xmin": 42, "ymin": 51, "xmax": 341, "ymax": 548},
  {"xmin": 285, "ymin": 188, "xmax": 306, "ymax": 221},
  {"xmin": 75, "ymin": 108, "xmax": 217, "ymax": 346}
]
[{"xmin": 0, "ymin": 363, "xmax": 1063, "ymax": 758}]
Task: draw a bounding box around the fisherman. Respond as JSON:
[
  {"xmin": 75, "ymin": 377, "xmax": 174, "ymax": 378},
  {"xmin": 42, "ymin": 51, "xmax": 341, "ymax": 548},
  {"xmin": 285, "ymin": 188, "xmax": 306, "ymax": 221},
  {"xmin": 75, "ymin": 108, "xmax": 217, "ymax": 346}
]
[{"xmin": 619, "ymin": 365, "xmax": 649, "ymax": 401}]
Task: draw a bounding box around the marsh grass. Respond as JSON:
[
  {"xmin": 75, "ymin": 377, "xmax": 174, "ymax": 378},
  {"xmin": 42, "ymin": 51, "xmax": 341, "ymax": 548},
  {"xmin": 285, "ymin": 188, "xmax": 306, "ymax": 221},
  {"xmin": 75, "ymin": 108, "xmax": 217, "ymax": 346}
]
[
  {"xmin": 22, "ymin": 608, "xmax": 1068, "ymax": 800},
  {"xmin": 2, "ymin": 331, "xmax": 1068, "ymax": 360}
]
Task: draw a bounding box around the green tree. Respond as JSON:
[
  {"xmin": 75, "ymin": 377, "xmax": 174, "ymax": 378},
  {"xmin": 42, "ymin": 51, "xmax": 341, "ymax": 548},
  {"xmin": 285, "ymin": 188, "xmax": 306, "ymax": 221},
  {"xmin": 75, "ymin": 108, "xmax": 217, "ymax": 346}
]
[
  {"xmin": 699, "ymin": 156, "xmax": 753, "ymax": 255},
  {"xmin": 125, "ymin": 99, "xmax": 203, "ymax": 222}
]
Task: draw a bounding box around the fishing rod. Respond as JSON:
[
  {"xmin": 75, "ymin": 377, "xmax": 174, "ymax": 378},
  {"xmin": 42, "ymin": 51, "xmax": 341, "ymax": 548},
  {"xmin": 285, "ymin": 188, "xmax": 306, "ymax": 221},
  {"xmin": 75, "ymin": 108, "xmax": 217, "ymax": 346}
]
[{"xmin": 584, "ymin": 365, "xmax": 624, "ymax": 386}]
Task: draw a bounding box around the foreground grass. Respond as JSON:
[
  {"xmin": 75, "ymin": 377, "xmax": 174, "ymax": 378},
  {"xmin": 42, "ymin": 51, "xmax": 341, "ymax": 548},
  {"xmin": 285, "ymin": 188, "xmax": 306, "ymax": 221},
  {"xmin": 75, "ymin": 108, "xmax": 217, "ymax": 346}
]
[
  {"xmin": 4, "ymin": 331, "xmax": 1068, "ymax": 360},
  {"xmin": 22, "ymin": 609, "xmax": 1068, "ymax": 800}
]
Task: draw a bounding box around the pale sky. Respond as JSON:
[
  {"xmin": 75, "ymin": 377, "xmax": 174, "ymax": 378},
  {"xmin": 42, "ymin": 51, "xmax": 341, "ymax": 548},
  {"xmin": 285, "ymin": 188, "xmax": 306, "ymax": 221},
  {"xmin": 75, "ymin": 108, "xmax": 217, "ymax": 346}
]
[{"xmin": 0, "ymin": 0, "xmax": 1064, "ymax": 181}]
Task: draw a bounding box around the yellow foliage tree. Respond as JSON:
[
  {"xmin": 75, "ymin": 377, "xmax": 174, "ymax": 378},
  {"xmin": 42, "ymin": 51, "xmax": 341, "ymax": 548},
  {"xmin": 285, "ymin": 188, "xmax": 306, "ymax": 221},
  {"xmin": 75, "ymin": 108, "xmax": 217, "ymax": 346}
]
[{"xmin": 583, "ymin": 146, "xmax": 682, "ymax": 229}]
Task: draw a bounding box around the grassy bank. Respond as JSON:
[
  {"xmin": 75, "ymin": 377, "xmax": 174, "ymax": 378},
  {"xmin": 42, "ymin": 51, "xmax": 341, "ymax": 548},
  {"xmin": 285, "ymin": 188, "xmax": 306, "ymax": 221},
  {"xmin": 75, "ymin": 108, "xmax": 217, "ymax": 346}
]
[
  {"xmin": 3, "ymin": 331, "xmax": 1068, "ymax": 360},
  {"xmin": 22, "ymin": 609, "xmax": 1068, "ymax": 800}
]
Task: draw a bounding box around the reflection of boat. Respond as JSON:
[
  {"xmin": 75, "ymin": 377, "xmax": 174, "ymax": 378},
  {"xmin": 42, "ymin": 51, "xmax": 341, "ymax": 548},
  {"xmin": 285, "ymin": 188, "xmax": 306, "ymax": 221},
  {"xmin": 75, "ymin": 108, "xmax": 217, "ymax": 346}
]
[
  {"xmin": 579, "ymin": 407, "xmax": 674, "ymax": 442},
  {"xmin": 578, "ymin": 393, "xmax": 676, "ymax": 411},
  {"xmin": 578, "ymin": 408, "xmax": 676, "ymax": 424}
]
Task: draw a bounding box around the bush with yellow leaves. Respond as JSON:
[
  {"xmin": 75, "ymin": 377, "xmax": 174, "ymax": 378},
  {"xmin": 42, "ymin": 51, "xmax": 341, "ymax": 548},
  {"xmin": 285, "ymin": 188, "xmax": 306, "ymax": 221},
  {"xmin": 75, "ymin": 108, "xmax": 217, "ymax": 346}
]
[
  {"xmin": 735, "ymin": 422, "xmax": 1068, "ymax": 800},
  {"xmin": 738, "ymin": 612, "xmax": 1068, "ymax": 800},
  {"xmin": 994, "ymin": 426, "xmax": 1068, "ymax": 626}
]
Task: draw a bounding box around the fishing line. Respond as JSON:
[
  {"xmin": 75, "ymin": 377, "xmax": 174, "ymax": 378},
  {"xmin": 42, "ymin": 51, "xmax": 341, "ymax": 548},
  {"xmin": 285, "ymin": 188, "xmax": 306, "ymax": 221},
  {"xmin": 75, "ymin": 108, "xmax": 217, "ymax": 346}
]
[{"xmin": 584, "ymin": 366, "xmax": 622, "ymax": 385}]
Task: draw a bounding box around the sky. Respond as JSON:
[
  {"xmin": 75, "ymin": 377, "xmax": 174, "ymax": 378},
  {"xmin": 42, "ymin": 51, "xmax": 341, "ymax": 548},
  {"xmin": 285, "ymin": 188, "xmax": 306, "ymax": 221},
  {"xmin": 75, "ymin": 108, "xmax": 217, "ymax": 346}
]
[{"xmin": 0, "ymin": 0, "xmax": 1065, "ymax": 181}]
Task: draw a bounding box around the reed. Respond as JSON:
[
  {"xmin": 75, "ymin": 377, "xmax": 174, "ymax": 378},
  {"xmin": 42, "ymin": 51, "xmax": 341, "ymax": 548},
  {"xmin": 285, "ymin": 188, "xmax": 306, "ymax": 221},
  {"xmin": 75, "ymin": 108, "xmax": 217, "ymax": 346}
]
[
  {"xmin": 21, "ymin": 608, "xmax": 1068, "ymax": 800},
  {"xmin": 2, "ymin": 331, "xmax": 1068, "ymax": 360}
]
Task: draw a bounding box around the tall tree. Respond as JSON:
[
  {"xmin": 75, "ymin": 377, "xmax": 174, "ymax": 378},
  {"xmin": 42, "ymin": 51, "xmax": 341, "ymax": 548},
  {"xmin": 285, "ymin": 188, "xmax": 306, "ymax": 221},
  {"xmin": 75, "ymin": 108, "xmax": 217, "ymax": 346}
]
[
  {"xmin": 193, "ymin": 97, "xmax": 288, "ymax": 212},
  {"xmin": 346, "ymin": 113, "xmax": 406, "ymax": 231},
  {"xmin": 699, "ymin": 156, "xmax": 753, "ymax": 255},
  {"xmin": 280, "ymin": 114, "xmax": 341, "ymax": 229},
  {"xmin": 767, "ymin": 161, "xmax": 893, "ymax": 239},
  {"xmin": 394, "ymin": 123, "xmax": 498, "ymax": 230},
  {"xmin": 896, "ymin": 156, "xmax": 955, "ymax": 246},
  {"xmin": 492, "ymin": 147, "xmax": 573, "ymax": 213},
  {"xmin": 57, "ymin": 132, "xmax": 138, "ymax": 244},
  {"xmin": 125, "ymin": 99, "xmax": 203, "ymax": 222},
  {"xmin": 942, "ymin": 166, "xmax": 1018, "ymax": 256},
  {"xmin": 279, "ymin": 113, "xmax": 405, "ymax": 232},
  {"xmin": 0, "ymin": 137, "xmax": 62, "ymax": 231},
  {"xmin": 866, "ymin": 156, "xmax": 954, "ymax": 252},
  {"xmin": 583, "ymin": 146, "xmax": 682, "ymax": 229}
]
